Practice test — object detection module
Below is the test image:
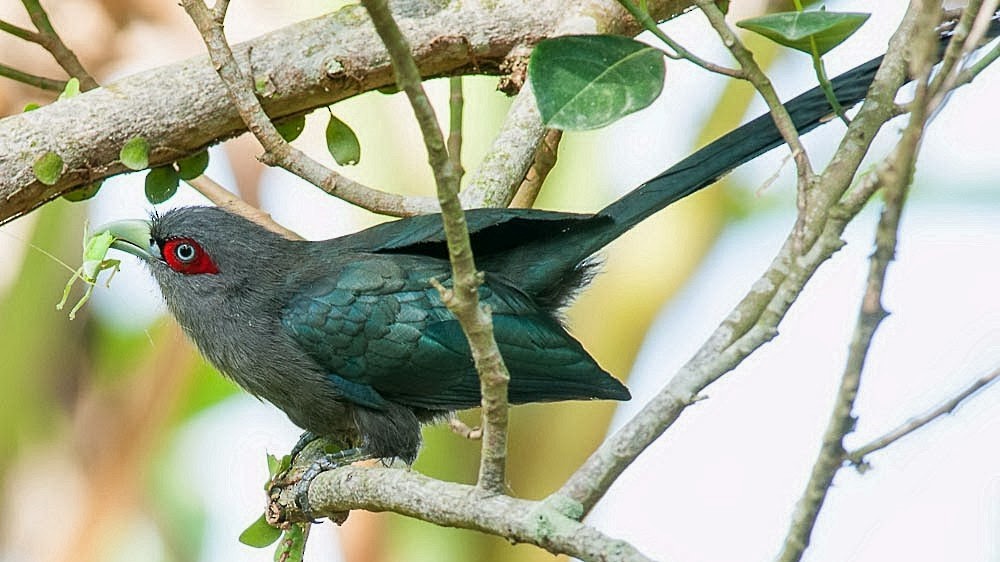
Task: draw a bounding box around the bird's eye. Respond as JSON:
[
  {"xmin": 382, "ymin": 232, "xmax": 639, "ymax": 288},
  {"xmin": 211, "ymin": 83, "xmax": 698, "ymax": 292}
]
[
  {"xmin": 161, "ymin": 237, "xmax": 219, "ymax": 275},
  {"xmin": 174, "ymin": 242, "xmax": 196, "ymax": 262}
]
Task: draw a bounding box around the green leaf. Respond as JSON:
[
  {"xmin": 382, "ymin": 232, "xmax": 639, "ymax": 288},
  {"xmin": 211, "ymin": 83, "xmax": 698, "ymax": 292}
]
[
  {"xmin": 23, "ymin": 102, "xmax": 41, "ymax": 112},
  {"xmin": 62, "ymin": 180, "xmax": 103, "ymax": 202},
  {"xmin": 239, "ymin": 514, "xmax": 282, "ymax": 548},
  {"xmin": 176, "ymin": 150, "xmax": 210, "ymax": 180},
  {"xmin": 325, "ymin": 113, "xmax": 361, "ymax": 165},
  {"xmin": 266, "ymin": 453, "xmax": 292, "ymax": 478},
  {"xmin": 120, "ymin": 137, "xmax": 150, "ymax": 170},
  {"xmin": 529, "ymin": 34, "xmax": 665, "ymax": 131},
  {"xmin": 145, "ymin": 165, "xmax": 179, "ymax": 204},
  {"xmin": 275, "ymin": 115, "xmax": 306, "ymax": 142},
  {"xmin": 736, "ymin": 11, "xmax": 870, "ymax": 56},
  {"xmin": 33, "ymin": 151, "xmax": 64, "ymax": 185},
  {"xmin": 58, "ymin": 77, "xmax": 81, "ymax": 101},
  {"xmin": 274, "ymin": 524, "xmax": 307, "ymax": 562}
]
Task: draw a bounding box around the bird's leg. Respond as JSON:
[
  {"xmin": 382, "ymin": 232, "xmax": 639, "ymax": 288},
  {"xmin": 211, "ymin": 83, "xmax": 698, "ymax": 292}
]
[
  {"xmin": 288, "ymin": 430, "xmax": 319, "ymax": 460},
  {"xmin": 293, "ymin": 447, "xmax": 368, "ymax": 520}
]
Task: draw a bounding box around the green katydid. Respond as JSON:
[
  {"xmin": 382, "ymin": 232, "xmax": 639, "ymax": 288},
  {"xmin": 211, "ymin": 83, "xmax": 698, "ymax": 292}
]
[{"xmin": 56, "ymin": 229, "xmax": 121, "ymax": 320}]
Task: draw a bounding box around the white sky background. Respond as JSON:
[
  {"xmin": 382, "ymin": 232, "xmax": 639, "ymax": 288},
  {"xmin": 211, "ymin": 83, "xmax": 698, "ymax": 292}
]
[{"xmin": 67, "ymin": 1, "xmax": 1000, "ymax": 560}]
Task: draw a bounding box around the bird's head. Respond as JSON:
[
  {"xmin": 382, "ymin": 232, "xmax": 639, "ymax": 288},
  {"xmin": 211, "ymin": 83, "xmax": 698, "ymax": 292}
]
[{"xmin": 100, "ymin": 206, "xmax": 295, "ymax": 299}]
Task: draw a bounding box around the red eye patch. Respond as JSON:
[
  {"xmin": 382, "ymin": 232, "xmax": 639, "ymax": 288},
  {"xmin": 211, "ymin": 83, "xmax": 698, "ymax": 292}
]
[{"xmin": 161, "ymin": 238, "xmax": 219, "ymax": 275}]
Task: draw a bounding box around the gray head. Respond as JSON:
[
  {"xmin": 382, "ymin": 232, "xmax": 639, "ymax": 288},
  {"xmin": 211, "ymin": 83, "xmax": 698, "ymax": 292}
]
[
  {"xmin": 104, "ymin": 206, "xmax": 294, "ymax": 296},
  {"xmin": 99, "ymin": 206, "xmax": 304, "ymax": 346}
]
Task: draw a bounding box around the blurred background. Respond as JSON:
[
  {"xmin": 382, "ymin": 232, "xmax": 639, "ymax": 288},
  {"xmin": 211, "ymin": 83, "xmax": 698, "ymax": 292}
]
[{"xmin": 0, "ymin": 1, "xmax": 998, "ymax": 561}]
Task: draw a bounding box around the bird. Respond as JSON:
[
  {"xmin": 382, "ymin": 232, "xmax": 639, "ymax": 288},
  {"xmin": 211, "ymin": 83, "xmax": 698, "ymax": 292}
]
[{"xmin": 98, "ymin": 19, "xmax": 981, "ymax": 470}]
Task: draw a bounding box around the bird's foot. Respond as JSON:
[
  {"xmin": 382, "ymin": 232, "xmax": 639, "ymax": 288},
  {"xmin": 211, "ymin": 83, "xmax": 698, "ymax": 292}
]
[
  {"xmin": 293, "ymin": 447, "xmax": 367, "ymax": 521},
  {"xmin": 288, "ymin": 431, "xmax": 319, "ymax": 460}
]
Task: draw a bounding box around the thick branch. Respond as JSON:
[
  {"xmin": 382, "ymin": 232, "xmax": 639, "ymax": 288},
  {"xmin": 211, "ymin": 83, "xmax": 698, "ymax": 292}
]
[
  {"xmin": 0, "ymin": 0, "xmax": 693, "ymax": 226},
  {"xmin": 276, "ymin": 465, "xmax": 655, "ymax": 562}
]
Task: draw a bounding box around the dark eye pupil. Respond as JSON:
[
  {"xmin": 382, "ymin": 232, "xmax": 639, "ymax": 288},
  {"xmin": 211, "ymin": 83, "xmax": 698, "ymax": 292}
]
[{"xmin": 175, "ymin": 243, "xmax": 196, "ymax": 261}]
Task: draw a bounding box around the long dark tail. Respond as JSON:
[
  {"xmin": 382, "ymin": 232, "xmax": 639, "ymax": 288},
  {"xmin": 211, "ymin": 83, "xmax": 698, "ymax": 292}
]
[{"xmin": 595, "ymin": 11, "xmax": 999, "ymax": 235}]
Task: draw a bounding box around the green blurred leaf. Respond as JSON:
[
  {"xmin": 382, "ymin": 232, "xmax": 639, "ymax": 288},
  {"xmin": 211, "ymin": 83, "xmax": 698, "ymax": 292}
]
[
  {"xmin": 529, "ymin": 34, "xmax": 665, "ymax": 131},
  {"xmin": 120, "ymin": 136, "xmax": 150, "ymax": 170},
  {"xmin": 736, "ymin": 11, "xmax": 870, "ymax": 55},
  {"xmin": 239, "ymin": 514, "xmax": 282, "ymax": 548},
  {"xmin": 33, "ymin": 151, "xmax": 64, "ymax": 185},
  {"xmin": 176, "ymin": 150, "xmax": 210, "ymax": 180},
  {"xmin": 58, "ymin": 77, "xmax": 81, "ymax": 100},
  {"xmin": 23, "ymin": 102, "xmax": 41, "ymax": 112},
  {"xmin": 145, "ymin": 165, "xmax": 179, "ymax": 204},
  {"xmin": 62, "ymin": 180, "xmax": 103, "ymax": 202},
  {"xmin": 266, "ymin": 453, "xmax": 291, "ymax": 479},
  {"xmin": 274, "ymin": 524, "xmax": 308, "ymax": 562},
  {"xmin": 325, "ymin": 113, "xmax": 361, "ymax": 165},
  {"xmin": 275, "ymin": 115, "xmax": 306, "ymax": 142}
]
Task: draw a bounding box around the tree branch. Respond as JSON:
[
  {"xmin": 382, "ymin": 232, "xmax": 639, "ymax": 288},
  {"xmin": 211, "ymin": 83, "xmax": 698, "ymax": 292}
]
[
  {"xmin": 448, "ymin": 76, "xmax": 465, "ymax": 181},
  {"xmin": 0, "ymin": 18, "xmax": 41, "ymax": 42},
  {"xmin": 510, "ymin": 129, "xmax": 562, "ymax": 209},
  {"xmin": 275, "ymin": 464, "xmax": 656, "ymax": 562},
  {"xmin": 360, "ymin": 0, "xmax": 512, "ymax": 495},
  {"xmin": 777, "ymin": 4, "xmax": 941, "ymax": 560},
  {"xmin": 847, "ymin": 365, "xmax": 1000, "ymax": 466},
  {"xmin": 180, "ymin": 0, "xmax": 438, "ymax": 218},
  {"xmin": 0, "ymin": 0, "xmax": 694, "ymax": 226},
  {"xmin": 0, "ymin": 63, "xmax": 66, "ymax": 92},
  {"xmin": 618, "ymin": 0, "xmax": 744, "ymax": 78},
  {"xmin": 20, "ymin": 0, "xmax": 99, "ymax": 91},
  {"xmin": 184, "ymin": 175, "xmax": 301, "ymax": 239}
]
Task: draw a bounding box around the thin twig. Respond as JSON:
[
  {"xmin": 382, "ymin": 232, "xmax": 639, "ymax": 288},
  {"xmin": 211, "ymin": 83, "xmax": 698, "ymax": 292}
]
[
  {"xmin": 776, "ymin": 5, "xmax": 940, "ymax": 560},
  {"xmin": 954, "ymin": 36, "xmax": 1000, "ymax": 87},
  {"xmin": 0, "ymin": 18, "xmax": 41, "ymax": 42},
  {"xmin": 847, "ymin": 366, "xmax": 1000, "ymax": 466},
  {"xmin": 21, "ymin": 0, "xmax": 98, "ymax": 90},
  {"xmin": 180, "ymin": 0, "xmax": 439, "ymax": 218},
  {"xmin": 360, "ymin": 0, "xmax": 512, "ymax": 495},
  {"xmin": 694, "ymin": 0, "xmax": 815, "ymax": 247},
  {"xmin": 184, "ymin": 175, "xmax": 301, "ymax": 240},
  {"xmin": 448, "ymin": 417, "xmax": 482, "ymax": 440},
  {"xmin": 448, "ymin": 76, "xmax": 465, "ymax": 182},
  {"xmin": 618, "ymin": 0, "xmax": 744, "ymax": 78},
  {"xmin": 0, "ymin": 62, "xmax": 66, "ymax": 91},
  {"xmin": 511, "ymin": 129, "xmax": 562, "ymax": 208},
  {"xmin": 929, "ymin": 0, "xmax": 1000, "ymax": 111}
]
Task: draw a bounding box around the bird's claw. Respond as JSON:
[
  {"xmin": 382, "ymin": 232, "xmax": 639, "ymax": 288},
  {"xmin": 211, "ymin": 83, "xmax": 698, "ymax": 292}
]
[{"xmin": 291, "ymin": 447, "xmax": 366, "ymax": 521}]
